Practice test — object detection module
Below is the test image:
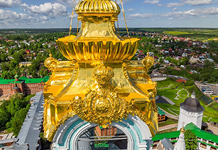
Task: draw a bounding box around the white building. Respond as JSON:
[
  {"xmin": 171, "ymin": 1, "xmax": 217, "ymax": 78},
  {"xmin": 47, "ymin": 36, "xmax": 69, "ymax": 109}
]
[
  {"xmin": 189, "ymin": 56, "xmax": 200, "ymax": 64},
  {"xmin": 177, "ymin": 91, "xmax": 204, "ymax": 130}
]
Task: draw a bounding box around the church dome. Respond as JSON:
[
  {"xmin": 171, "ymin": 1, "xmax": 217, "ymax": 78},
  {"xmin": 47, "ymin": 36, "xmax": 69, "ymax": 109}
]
[
  {"xmin": 180, "ymin": 91, "xmax": 204, "ymax": 112},
  {"xmin": 75, "ymin": 0, "xmax": 120, "ymax": 16}
]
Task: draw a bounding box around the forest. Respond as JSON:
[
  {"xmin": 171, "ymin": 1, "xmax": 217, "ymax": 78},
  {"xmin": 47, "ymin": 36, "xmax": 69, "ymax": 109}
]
[{"xmin": 0, "ymin": 94, "xmax": 34, "ymax": 136}]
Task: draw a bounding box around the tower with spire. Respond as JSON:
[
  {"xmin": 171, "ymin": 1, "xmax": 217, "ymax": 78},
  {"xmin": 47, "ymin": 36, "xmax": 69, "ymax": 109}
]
[
  {"xmin": 174, "ymin": 126, "xmax": 186, "ymax": 150},
  {"xmin": 178, "ymin": 90, "xmax": 204, "ymax": 130}
]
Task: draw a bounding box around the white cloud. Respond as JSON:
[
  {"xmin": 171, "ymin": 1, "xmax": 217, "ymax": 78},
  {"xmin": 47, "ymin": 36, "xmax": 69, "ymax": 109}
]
[
  {"xmin": 0, "ymin": 9, "xmax": 34, "ymax": 24},
  {"xmin": 144, "ymin": 0, "xmax": 159, "ymax": 4},
  {"xmin": 21, "ymin": 2, "xmax": 67, "ymax": 18},
  {"xmin": 182, "ymin": 0, "xmax": 213, "ymax": 5},
  {"xmin": 167, "ymin": 0, "xmax": 213, "ymax": 8},
  {"xmin": 116, "ymin": 0, "xmax": 129, "ymax": 5},
  {"xmin": 36, "ymin": 16, "xmax": 49, "ymax": 22},
  {"xmin": 167, "ymin": 3, "xmax": 184, "ymax": 7},
  {"xmin": 173, "ymin": 8, "xmax": 178, "ymax": 11},
  {"xmin": 0, "ymin": 9, "xmax": 54, "ymax": 26},
  {"xmin": 129, "ymin": 13, "xmax": 154, "ymax": 18},
  {"xmin": 157, "ymin": 4, "xmax": 162, "ymax": 6},
  {"xmin": 0, "ymin": 0, "xmax": 21, "ymax": 8},
  {"xmin": 161, "ymin": 7, "xmax": 218, "ymax": 18},
  {"xmin": 56, "ymin": 0, "xmax": 79, "ymax": 7},
  {"xmin": 128, "ymin": 9, "xmax": 134, "ymax": 12}
]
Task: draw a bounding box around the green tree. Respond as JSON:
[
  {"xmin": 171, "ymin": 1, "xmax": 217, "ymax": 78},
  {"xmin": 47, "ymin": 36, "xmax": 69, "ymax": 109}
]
[
  {"xmin": 159, "ymin": 57, "xmax": 164, "ymax": 63},
  {"xmin": 13, "ymin": 52, "xmax": 24, "ymax": 62},
  {"xmin": 185, "ymin": 129, "xmax": 198, "ymax": 150},
  {"xmin": 0, "ymin": 54, "xmax": 8, "ymax": 62},
  {"xmin": 1, "ymin": 71, "xmax": 11, "ymax": 79}
]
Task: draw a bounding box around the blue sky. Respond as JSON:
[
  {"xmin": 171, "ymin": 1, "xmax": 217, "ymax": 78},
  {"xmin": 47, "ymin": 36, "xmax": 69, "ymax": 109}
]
[{"xmin": 1, "ymin": 0, "xmax": 218, "ymax": 28}]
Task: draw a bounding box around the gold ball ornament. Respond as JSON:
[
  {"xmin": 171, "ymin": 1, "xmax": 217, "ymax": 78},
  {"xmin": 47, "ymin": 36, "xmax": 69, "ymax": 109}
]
[{"xmin": 142, "ymin": 53, "xmax": 155, "ymax": 70}]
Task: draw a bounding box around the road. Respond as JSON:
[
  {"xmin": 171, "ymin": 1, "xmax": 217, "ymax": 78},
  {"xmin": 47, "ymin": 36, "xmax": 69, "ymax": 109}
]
[{"xmin": 207, "ymin": 123, "xmax": 218, "ymax": 135}]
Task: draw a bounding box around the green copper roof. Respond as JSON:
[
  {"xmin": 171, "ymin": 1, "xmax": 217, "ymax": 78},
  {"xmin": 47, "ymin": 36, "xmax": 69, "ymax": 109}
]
[
  {"xmin": 152, "ymin": 123, "xmax": 218, "ymax": 143},
  {"xmin": 158, "ymin": 107, "xmax": 165, "ymax": 115},
  {"xmin": 19, "ymin": 76, "xmax": 28, "ymax": 80},
  {"xmin": 152, "ymin": 130, "xmax": 180, "ymax": 141},
  {"xmin": 0, "ymin": 76, "xmax": 49, "ymax": 85},
  {"xmin": 0, "ymin": 79, "xmax": 15, "ymax": 84},
  {"xmin": 185, "ymin": 123, "xmax": 218, "ymax": 143}
]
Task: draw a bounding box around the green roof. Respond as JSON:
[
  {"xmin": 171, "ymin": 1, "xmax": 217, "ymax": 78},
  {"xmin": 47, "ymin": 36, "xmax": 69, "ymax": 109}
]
[
  {"xmin": 25, "ymin": 78, "xmax": 45, "ymax": 84},
  {"xmin": 19, "ymin": 76, "xmax": 28, "ymax": 80},
  {"xmin": 152, "ymin": 130, "xmax": 180, "ymax": 141},
  {"xmin": 0, "ymin": 76, "xmax": 49, "ymax": 85},
  {"xmin": 0, "ymin": 77, "xmax": 3, "ymax": 80},
  {"xmin": 157, "ymin": 107, "xmax": 165, "ymax": 115},
  {"xmin": 0, "ymin": 79, "xmax": 14, "ymax": 84},
  {"xmin": 153, "ymin": 123, "xmax": 218, "ymax": 143},
  {"xmin": 184, "ymin": 123, "xmax": 218, "ymax": 143}
]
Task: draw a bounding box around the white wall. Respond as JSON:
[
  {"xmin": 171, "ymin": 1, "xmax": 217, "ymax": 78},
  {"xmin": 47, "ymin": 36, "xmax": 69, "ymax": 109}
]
[{"xmin": 178, "ymin": 108, "xmax": 203, "ymax": 130}]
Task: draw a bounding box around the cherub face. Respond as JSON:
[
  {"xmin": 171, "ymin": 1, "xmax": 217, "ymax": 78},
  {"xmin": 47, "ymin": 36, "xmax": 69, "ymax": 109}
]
[
  {"xmin": 93, "ymin": 65, "xmax": 114, "ymax": 86},
  {"xmin": 94, "ymin": 74, "xmax": 112, "ymax": 86}
]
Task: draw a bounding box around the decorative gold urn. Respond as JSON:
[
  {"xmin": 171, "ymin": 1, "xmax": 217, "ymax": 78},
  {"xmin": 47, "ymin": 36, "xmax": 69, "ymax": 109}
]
[{"xmin": 43, "ymin": 0, "xmax": 158, "ymax": 141}]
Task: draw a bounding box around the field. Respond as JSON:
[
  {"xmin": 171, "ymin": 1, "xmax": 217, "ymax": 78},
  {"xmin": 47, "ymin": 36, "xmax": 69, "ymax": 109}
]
[
  {"xmin": 164, "ymin": 29, "xmax": 218, "ymax": 41},
  {"xmin": 157, "ymin": 78, "xmax": 218, "ymax": 122}
]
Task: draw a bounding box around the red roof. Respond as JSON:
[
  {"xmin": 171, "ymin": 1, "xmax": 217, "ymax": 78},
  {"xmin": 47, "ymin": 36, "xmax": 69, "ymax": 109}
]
[{"xmin": 176, "ymin": 79, "xmax": 186, "ymax": 83}]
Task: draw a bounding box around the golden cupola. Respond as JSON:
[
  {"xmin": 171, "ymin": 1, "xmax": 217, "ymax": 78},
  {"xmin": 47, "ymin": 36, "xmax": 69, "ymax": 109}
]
[
  {"xmin": 43, "ymin": 0, "xmax": 158, "ymax": 141},
  {"xmin": 56, "ymin": 0, "xmax": 139, "ymax": 61}
]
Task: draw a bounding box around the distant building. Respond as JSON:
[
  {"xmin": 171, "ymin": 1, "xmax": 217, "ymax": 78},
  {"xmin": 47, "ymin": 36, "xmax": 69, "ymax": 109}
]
[
  {"xmin": 0, "ymin": 75, "xmax": 49, "ymax": 97},
  {"xmin": 95, "ymin": 125, "xmax": 117, "ymax": 137},
  {"xmin": 15, "ymin": 92, "xmax": 44, "ymax": 150},
  {"xmin": 19, "ymin": 62, "xmax": 32, "ymax": 68},
  {"xmin": 158, "ymin": 107, "xmax": 166, "ymax": 122},
  {"xmin": 201, "ymin": 85, "xmax": 213, "ymax": 95},
  {"xmin": 156, "ymin": 138, "xmax": 174, "ymax": 150},
  {"xmin": 152, "ymin": 123, "xmax": 218, "ymax": 150},
  {"xmin": 190, "ymin": 56, "xmax": 200, "ymax": 64}
]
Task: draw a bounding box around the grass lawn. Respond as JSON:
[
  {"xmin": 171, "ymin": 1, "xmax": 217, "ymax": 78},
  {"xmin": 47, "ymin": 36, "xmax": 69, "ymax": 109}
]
[
  {"xmin": 164, "ymin": 29, "xmax": 218, "ymax": 41},
  {"xmin": 157, "ymin": 78, "xmax": 218, "ymax": 123},
  {"xmin": 159, "ymin": 118, "xmax": 178, "ymax": 127}
]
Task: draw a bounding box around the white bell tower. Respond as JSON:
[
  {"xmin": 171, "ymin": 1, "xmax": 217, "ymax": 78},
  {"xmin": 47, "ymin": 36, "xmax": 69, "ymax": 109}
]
[{"xmin": 177, "ymin": 91, "xmax": 204, "ymax": 130}]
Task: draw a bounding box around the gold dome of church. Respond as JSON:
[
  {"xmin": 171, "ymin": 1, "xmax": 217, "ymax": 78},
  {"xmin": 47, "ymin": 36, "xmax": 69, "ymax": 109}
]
[
  {"xmin": 75, "ymin": 0, "xmax": 120, "ymax": 15},
  {"xmin": 56, "ymin": 0, "xmax": 139, "ymax": 62}
]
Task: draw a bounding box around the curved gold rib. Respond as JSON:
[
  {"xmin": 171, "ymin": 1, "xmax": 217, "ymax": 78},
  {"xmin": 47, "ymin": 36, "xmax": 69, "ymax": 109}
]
[{"xmin": 122, "ymin": 63, "xmax": 149, "ymax": 98}]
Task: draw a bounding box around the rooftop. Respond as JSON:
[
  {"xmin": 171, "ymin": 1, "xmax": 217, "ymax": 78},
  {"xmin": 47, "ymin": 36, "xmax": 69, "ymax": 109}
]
[
  {"xmin": 16, "ymin": 92, "xmax": 44, "ymax": 150},
  {"xmin": 153, "ymin": 123, "xmax": 218, "ymax": 144},
  {"xmin": 0, "ymin": 76, "xmax": 49, "ymax": 85},
  {"xmin": 180, "ymin": 91, "xmax": 204, "ymax": 112}
]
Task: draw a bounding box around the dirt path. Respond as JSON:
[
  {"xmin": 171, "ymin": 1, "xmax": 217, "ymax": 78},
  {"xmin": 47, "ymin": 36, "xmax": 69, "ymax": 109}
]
[
  {"xmin": 175, "ymin": 89, "xmax": 189, "ymax": 100},
  {"xmin": 159, "ymin": 123, "xmax": 178, "ymax": 132},
  {"xmin": 207, "ymin": 123, "xmax": 218, "ymax": 135}
]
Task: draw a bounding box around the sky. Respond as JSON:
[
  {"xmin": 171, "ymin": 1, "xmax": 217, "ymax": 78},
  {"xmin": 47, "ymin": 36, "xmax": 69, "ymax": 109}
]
[{"xmin": 1, "ymin": 0, "xmax": 218, "ymax": 28}]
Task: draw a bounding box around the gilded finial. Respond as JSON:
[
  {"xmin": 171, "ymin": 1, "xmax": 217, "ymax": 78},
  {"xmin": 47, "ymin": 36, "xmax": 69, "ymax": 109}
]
[
  {"xmin": 180, "ymin": 122, "xmax": 185, "ymax": 133},
  {"xmin": 180, "ymin": 126, "xmax": 185, "ymax": 133},
  {"xmin": 49, "ymin": 50, "xmax": 52, "ymax": 57}
]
